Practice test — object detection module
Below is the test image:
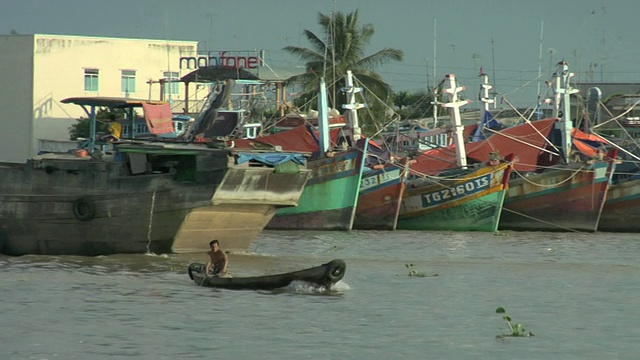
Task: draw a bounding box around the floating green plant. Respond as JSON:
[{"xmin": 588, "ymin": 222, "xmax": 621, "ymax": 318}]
[
  {"xmin": 404, "ymin": 263, "xmax": 438, "ymax": 277},
  {"xmin": 495, "ymin": 307, "xmax": 534, "ymax": 338}
]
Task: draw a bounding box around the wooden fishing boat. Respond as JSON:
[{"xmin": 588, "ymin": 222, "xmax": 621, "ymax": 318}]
[
  {"xmin": 500, "ymin": 156, "xmax": 615, "ymax": 232},
  {"xmin": 410, "ymin": 63, "xmax": 617, "ymax": 232},
  {"xmin": 398, "ymin": 160, "xmax": 513, "ymax": 232},
  {"xmin": 354, "ymin": 162, "xmax": 407, "ymax": 230},
  {"xmin": 342, "ymin": 71, "xmax": 408, "ymax": 231},
  {"xmin": 187, "ymin": 259, "xmax": 346, "ymax": 290},
  {"xmin": 497, "ymin": 63, "xmax": 617, "ymax": 232},
  {"xmin": 586, "ymin": 91, "xmax": 640, "ymax": 232},
  {"xmin": 599, "ymin": 177, "xmax": 640, "ymax": 232},
  {"xmin": 397, "ymin": 74, "xmax": 514, "ymax": 232}
]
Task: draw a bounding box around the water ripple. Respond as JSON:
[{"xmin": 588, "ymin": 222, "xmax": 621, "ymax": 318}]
[{"xmin": 1, "ymin": 230, "xmax": 639, "ymax": 359}]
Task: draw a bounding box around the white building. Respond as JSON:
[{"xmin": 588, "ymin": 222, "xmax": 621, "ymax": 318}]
[{"xmin": 0, "ymin": 34, "xmax": 198, "ymax": 163}]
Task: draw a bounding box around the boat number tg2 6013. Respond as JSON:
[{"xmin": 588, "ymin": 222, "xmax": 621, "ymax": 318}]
[{"xmin": 421, "ymin": 174, "xmax": 491, "ymax": 206}]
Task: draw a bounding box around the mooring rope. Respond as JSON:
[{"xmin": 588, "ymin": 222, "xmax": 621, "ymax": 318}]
[
  {"xmin": 510, "ymin": 165, "xmax": 586, "ymax": 188},
  {"xmin": 500, "ymin": 207, "xmax": 583, "ymax": 233},
  {"xmin": 145, "ymin": 187, "xmax": 157, "ymax": 254}
]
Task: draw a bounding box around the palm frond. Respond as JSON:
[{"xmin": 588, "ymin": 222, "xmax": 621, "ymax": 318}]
[
  {"xmin": 283, "ymin": 46, "xmax": 324, "ymax": 63},
  {"xmin": 356, "ymin": 48, "xmax": 404, "ymax": 69},
  {"xmin": 282, "ymin": 10, "xmax": 404, "ymax": 123}
]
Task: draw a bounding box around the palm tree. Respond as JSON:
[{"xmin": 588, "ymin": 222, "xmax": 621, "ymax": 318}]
[{"xmin": 284, "ymin": 10, "xmax": 403, "ymax": 116}]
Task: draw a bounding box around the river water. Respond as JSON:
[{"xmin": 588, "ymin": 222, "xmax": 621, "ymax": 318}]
[{"xmin": 1, "ymin": 230, "xmax": 639, "ymax": 359}]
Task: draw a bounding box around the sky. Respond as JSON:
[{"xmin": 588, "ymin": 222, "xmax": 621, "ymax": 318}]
[{"xmin": 2, "ymin": 0, "xmax": 638, "ymax": 107}]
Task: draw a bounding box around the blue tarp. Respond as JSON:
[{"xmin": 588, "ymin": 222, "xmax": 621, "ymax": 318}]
[
  {"xmin": 236, "ymin": 152, "xmax": 307, "ymax": 166},
  {"xmin": 471, "ymin": 111, "xmax": 499, "ymax": 142}
]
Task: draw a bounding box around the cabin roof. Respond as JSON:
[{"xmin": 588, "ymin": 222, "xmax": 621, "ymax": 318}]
[
  {"xmin": 61, "ymin": 97, "xmax": 167, "ymax": 108},
  {"xmin": 180, "ymin": 65, "xmax": 305, "ymax": 83},
  {"xmin": 180, "ymin": 66, "xmax": 260, "ymax": 83}
]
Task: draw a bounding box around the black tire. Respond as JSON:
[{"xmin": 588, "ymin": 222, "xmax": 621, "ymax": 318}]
[
  {"xmin": 324, "ymin": 259, "xmax": 346, "ymax": 283},
  {"xmin": 188, "ymin": 263, "xmax": 206, "ymax": 281},
  {"xmin": 188, "ymin": 264, "xmax": 195, "ymax": 280},
  {"xmin": 73, "ymin": 197, "xmax": 95, "ymax": 221}
]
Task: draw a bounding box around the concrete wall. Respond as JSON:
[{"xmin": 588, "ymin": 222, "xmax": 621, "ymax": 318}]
[
  {"xmin": 0, "ymin": 34, "xmax": 199, "ymax": 163},
  {"xmin": 0, "ymin": 35, "xmax": 34, "ymax": 163}
]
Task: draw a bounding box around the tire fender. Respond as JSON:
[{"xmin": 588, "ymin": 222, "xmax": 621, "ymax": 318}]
[
  {"xmin": 324, "ymin": 259, "xmax": 346, "ymax": 283},
  {"xmin": 73, "ymin": 197, "xmax": 95, "ymax": 221},
  {"xmin": 188, "ymin": 263, "xmax": 206, "ymax": 281},
  {"xmin": 188, "ymin": 264, "xmax": 195, "ymax": 280}
]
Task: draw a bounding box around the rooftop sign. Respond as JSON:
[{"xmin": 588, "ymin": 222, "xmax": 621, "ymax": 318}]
[{"xmin": 179, "ymin": 50, "xmax": 264, "ymax": 70}]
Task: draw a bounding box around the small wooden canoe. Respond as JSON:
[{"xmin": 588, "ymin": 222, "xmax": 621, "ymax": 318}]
[{"xmin": 187, "ymin": 259, "xmax": 346, "ymax": 290}]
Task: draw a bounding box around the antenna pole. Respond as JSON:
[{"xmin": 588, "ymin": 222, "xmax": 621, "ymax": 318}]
[
  {"xmin": 491, "ymin": 38, "xmax": 496, "ymax": 100},
  {"xmin": 425, "ymin": 58, "xmax": 430, "ymax": 91},
  {"xmin": 433, "ymin": 18, "xmax": 437, "ymax": 89},
  {"xmin": 536, "ymin": 21, "xmax": 544, "ymax": 120},
  {"xmin": 536, "ymin": 21, "xmax": 544, "ymax": 100}
]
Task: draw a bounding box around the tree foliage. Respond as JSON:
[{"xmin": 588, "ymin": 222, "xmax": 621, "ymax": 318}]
[
  {"xmin": 68, "ymin": 108, "xmax": 126, "ymax": 140},
  {"xmin": 393, "ymin": 89, "xmax": 439, "ymax": 120},
  {"xmin": 284, "ymin": 10, "xmax": 403, "ymax": 129}
]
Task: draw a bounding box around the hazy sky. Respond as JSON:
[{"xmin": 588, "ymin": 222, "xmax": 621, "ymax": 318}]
[{"xmin": 2, "ymin": 0, "xmax": 637, "ymax": 106}]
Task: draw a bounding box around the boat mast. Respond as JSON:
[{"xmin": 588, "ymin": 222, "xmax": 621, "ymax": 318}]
[
  {"xmin": 433, "ymin": 18, "xmax": 437, "ymax": 90},
  {"xmin": 343, "ymin": 70, "xmax": 364, "ymax": 141},
  {"xmin": 442, "ymin": 74, "xmax": 471, "ymax": 168},
  {"xmin": 479, "ymin": 71, "xmax": 494, "ymax": 116},
  {"xmin": 431, "ymin": 18, "xmax": 439, "ymax": 127},
  {"xmin": 552, "ymin": 61, "xmax": 578, "ymax": 164},
  {"xmin": 318, "ymin": 77, "xmax": 330, "ymax": 154},
  {"xmin": 536, "ymin": 20, "xmax": 544, "ymax": 120},
  {"xmin": 88, "ymin": 105, "xmax": 97, "ymax": 154}
]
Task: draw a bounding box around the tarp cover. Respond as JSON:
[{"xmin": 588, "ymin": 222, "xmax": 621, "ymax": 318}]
[
  {"xmin": 142, "ymin": 102, "xmax": 174, "ymax": 135},
  {"xmin": 233, "ymin": 124, "xmax": 341, "ymax": 153},
  {"xmin": 411, "ymin": 118, "xmax": 559, "ymax": 175},
  {"xmin": 410, "ymin": 117, "xmax": 611, "ymax": 176}
]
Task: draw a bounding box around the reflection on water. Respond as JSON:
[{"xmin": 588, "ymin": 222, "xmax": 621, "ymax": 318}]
[{"xmin": 1, "ymin": 230, "xmax": 639, "ymax": 360}]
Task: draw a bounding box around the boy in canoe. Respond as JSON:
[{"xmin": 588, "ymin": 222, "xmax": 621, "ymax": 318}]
[{"xmin": 206, "ymin": 239, "xmax": 229, "ymax": 277}]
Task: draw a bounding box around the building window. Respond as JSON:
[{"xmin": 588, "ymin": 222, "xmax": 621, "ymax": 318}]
[
  {"xmin": 163, "ymin": 71, "xmax": 179, "ymax": 96},
  {"xmin": 84, "ymin": 69, "xmax": 99, "ymax": 92},
  {"xmin": 121, "ymin": 70, "xmax": 136, "ymax": 94},
  {"xmin": 136, "ymin": 123, "xmax": 149, "ymax": 134}
]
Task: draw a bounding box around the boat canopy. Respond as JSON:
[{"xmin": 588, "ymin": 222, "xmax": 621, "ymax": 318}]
[
  {"xmin": 410, "ymin": 117, "xmax": 611, "ymax": 176},
  {"xmin": 61, "ymin": 97, "xmax": 167, "ymax": 108},
  {"xmin": 179, "ymin": 65, "xmax": 305, "ymax": 83},
  {"xmin": 60, "ymin": 96, "xmax": 171, "ymax": 154},
  {"xmin": 233, "ymin": 124, "xmax": 341, "ymax": 155},
  {"xmin": 180, "ymin": 66, "xmax": 260, "ymax": 83},
  {"xmin": 411, "ymin": 118, "xmax": 559, "ymax": 175}
]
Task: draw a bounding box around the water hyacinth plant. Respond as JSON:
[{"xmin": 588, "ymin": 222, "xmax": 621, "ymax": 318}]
[
  {"xmin": 404, "ymin": 263, "xmax": 438, "ymax": 277},
  {"xmin": 495, "ymin": 307, "xmax": 534, "ymax": 338}
]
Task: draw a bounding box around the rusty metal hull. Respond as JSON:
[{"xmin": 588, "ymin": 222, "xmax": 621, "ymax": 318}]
[
  {"xmin": 0, "ymin": 165, "xmax": 215, "ymax": 256},
  {"xmin": 172, "ymin": 204, "xmax": 276, "ymax": 253},
  {"xmin": 172, "ymin": 166, "xmax": 310, "ymax": 253},
  {"xmin": 353, "ymin": 166, "xmax": 406, "ymax": 230},
  {"xmin": 0, "ymin": 195, "xmax": 187, "ymax": 255},
  {"xmin": 500, "ymin": 159, "xmax": 614, "ymax": 232},
  {"xmin": 265, "ymin": 207, "xmax": 356, "ymax": 230},
  {"xmin": 212, "ymin": 167, "xmax": 310, "ymax": 206},
  {"xmin": 0, "ymin": 149, "xmax": 310, "ymax": 256},
  {"xmin": 599, "ymin": 178, "xmax": 640, "ymax": 232}
]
